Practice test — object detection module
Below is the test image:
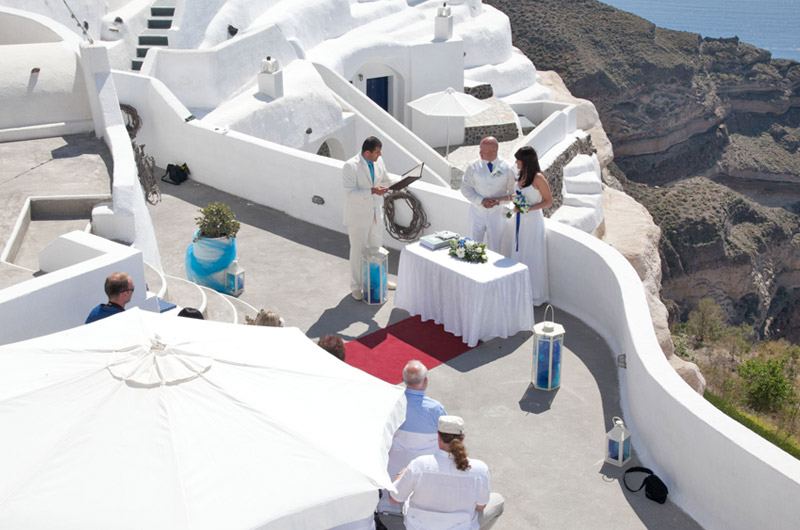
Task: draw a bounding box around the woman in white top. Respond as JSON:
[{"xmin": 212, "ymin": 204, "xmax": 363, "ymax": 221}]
[
  {"xmin": 504, "ymin": 146, "xmax": 553, "ymax": 306},
  {"xmin": 390, "ymin": 416, "xmax": 504, "ymax": 530}
]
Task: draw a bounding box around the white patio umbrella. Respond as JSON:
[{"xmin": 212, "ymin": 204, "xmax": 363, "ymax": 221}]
[
  {"xmin": 407, "ymin": 87, "xmax": 490, "ymax": 158},
  {"xmin": 0, "ymin": 309, "xmax": 406, "ymax": 530}
]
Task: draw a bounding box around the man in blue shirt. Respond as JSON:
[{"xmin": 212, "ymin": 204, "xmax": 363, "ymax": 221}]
[
  {"xmin": 85, "ymin": 272, "xmax": 134, "ymax": 324},
  {"xmin": 378, "ymin": 360, "xmax": 447, "ymax": 514}
]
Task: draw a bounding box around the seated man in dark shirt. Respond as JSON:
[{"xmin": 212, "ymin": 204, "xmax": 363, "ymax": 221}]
[{"xmin": 85, "ymin": 272, "xmax": 135, "ymax": 324}]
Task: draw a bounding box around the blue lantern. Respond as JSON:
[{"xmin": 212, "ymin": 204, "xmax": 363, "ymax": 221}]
[
  {"xmin": 362, "ymin": 246, "xmax": 388, "ymax": 305},
  {"xmin": 605, "ymin": 416, "xmax": 632, "ymax": 467},
  {"xmin": 224, "ymin": 259, "xmax": 245, "ymax": 297},
  {"xmin": 532, "ymin": 305, "xmax": 565, "ymax": 390}
]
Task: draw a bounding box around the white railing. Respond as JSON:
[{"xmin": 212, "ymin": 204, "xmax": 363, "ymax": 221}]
[
  {"xmin": 546, "ymin": 220, "xmax": 800, "ymax": 530},
  {"xmin": 313, "ymin": 62, "xmax": 452, "ymax": 186}
]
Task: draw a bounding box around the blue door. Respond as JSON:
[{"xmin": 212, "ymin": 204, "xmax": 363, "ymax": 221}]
[{"xmin": 366, "ymin": 76, "xmax": 389, "ymax": 111}]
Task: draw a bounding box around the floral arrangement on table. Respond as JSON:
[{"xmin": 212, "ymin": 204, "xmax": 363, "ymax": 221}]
[
  {"xmin": 449, "ymin": 237, "xmax": 487, "ymax": 263},
  {"xmin": 505, "ymin": 190, "xmax": 531, "ymax": 218}
]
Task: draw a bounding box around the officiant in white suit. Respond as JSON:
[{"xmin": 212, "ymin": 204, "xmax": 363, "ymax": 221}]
[{"xmin": 343, "ymin": 136, "xmax": 396, "ymax": 300}]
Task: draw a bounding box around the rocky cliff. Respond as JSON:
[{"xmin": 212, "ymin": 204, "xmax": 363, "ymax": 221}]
[{"xmin": 487, "ymin": 0, "xmax": 800, "ymax": 341}]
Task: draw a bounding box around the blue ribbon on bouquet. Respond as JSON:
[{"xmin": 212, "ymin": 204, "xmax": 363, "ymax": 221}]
[{"xmin": 514, "ymin": 190, "xmax": 522, "ymax": 252}]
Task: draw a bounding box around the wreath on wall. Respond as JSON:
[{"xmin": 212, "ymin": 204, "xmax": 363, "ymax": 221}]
[{"xmin": 383, "ymin": 189, "xmax": 429, "ymax": 242}]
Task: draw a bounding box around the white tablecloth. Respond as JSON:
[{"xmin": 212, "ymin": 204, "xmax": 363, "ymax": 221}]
[{"xmin": 395, "ymin": 242, "xmax": 534, "ymax": 347}]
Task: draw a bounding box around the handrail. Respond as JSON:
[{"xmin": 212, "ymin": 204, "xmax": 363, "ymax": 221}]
[{"xmin": 313, "ymin": 62, "xmax": 451, "ymax": 187}]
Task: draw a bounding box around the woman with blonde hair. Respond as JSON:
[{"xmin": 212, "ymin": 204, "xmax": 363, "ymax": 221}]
[{"xmin": 246, "ymin": 309, "xmax": 283, "ymax": 327}]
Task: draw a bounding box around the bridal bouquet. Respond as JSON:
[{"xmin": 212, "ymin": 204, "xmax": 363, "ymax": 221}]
[
  {"xmin": 449, "ymin": 238, "xmax": 487, "ymax": 263},
  {"xmin": 506, "ymin": 191, "xmax": 531, "ymax": 218}
]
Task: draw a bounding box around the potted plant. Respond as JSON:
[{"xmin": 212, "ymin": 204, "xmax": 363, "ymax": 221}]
[
  {"xmin": 186, "ymin": 202, "xmax": 243, "ymax": 294},
  {"xmin": 194, "ymin": 201, "xmax": 241, "ymax": 241}
]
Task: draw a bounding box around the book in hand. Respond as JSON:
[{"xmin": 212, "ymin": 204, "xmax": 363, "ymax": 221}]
[
  {"xmin": 389, "ymin": 163, "xmax": 424, "ymax": 191},
  {"xmin": 419, "ymin": 231, "xmax": 459, "ymax": 250}
]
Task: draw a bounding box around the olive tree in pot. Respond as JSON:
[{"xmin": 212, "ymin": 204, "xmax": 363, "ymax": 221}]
[{"xmin": 185, "ymin": 202, "xmax": 243, "ymax": 295}]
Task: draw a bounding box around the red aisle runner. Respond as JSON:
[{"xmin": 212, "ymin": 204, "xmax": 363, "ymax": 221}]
[{"xmin": 345, "ymin": 315, "xmax": 474, "ymax": 384}]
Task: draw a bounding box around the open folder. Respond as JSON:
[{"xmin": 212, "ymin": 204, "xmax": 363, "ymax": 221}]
[{"xmin": 389, "ymin": 162, "xmax": 424, "ymax": 191}]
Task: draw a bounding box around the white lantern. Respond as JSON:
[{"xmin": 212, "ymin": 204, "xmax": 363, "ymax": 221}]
[
  {"xmin": 531, "ymin": 305, "xmax": 565, "ymax": 390},
  {"xmin": 362, "ymin": 246, "xmax": 388, "ymax": 305},
  {"xmin": 605, "ymin": 416, "xmax": 632, "ymax": 467},
  {"xmin": 224, "ymin": 259, "xmax": 245, "ymax": 297}
]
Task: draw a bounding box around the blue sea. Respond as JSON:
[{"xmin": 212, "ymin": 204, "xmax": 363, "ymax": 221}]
[{"xmin": 600, "ymin": 0, "xmax": 800, "ymax": 62}]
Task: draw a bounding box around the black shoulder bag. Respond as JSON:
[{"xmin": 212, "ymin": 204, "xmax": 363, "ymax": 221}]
[
  {"xmin": 161, "ymin": 163, "xmax": 190, "ymax": 185},
  {"xmin": 623, "ymin": 466, "xmax": 669, "ymax": 504}
]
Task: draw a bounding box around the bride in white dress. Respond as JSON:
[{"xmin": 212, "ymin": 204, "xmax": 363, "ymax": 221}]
[{"xmin": 505, "ymin": 146, "xmax": 553, "ymax": 305}]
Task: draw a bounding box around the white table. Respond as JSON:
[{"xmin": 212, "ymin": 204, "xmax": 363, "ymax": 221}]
[{"xmin": 395, "ymin": 242, "xmax": 533, "ymax": 347}]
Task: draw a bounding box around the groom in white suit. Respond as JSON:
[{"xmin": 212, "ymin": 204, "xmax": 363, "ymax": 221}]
[
  {"xmin": 460, "ymin": 136, "xmax": 515, "ymax": 253},
  {"xmin": 343, "ymin": 136, "xmax": 395, "ymax": 301}
]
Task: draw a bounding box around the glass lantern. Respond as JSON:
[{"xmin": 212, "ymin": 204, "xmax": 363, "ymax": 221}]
[
  {"xmin": 532, "ymin": 305, "xmax": 565, "ymax": 390},
  {"xmin": 362, "ymin": 246, "xmax": 388, "ymax": 305},
  {"xmin": 605, "ymin": 416, "xmax": 632, "ymax": 467},
  {"xmin": 224, "ymin": 259, "xmax": 245, "ymax": 297}
]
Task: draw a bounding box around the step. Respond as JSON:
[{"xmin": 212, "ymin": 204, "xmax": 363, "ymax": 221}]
[
  {"xmin": 151, "ymin": 0, "xmax": 175, "ymax": 17},
  {"xmin": 551, "ymin": 204, "xmax": 604, "ymax": 234},
  {"xmin": 136, "ymin": 44, "xmax": 167, "ymax": 58},
  {"xmin": 143, "ymin": 261, "xmax": 167, "ymax": 299},
  {"xmin": 562, "ymin": 189, "xmax": 603, "ymax": 210},
  {"xmin": 147, "ymin": 16, "xmax": 173, "ymax": 30},
  {"xmin": 562, "ymin": 154, "xmax": 600, "ymax": 179},
  {"xmin": 518, "ymin": 114, "xmax": 535, "ymax": 136},
  {"xmin": 138, "ymin": 29, "xmax": 168, "ymax": 46},
  {"xmin": 163, "ymin": 274, "xmax": 206, "ymax": 314},
  {"xmin": 0, "ymin": 260, "xmax": 35, "ymax": 291},
  {"xmin": 563, "ymin": 172, "xmax": 602, "ymax": 195},
  {"xmin": 463, "ymin": 96, "xmax": 520, "ymax": 145},
  {"xmin": 199, "ymin": 285, "xmax": 237, "ymax": 324},
  {"xmin": 228, "ymin": 295, "xmax": 259, "ymax": 325}
]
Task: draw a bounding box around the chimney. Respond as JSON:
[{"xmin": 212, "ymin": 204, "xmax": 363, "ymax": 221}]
[
  {"xmin": 257, "ymin": 56, "xmax": 284, "ymax": 99},
  {"xmin": 434, "ymin": 3, "xmax": 453, "ymax": 41}
]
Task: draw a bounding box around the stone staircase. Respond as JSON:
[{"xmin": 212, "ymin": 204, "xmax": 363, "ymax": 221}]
[
  {"xmin": 132, "ymin": 0, "xmax": 175, "ymax": 71},
  {"xmin": 144, "ymin": 262, "xmax": 258, "ymax": 324},
  {"xmin": 463, "ymin": 96, "xmax": 521, "ymax": 145},
  {"xmin": 550, "ymin": 154, "xmax": 604, "ymax": 234}
]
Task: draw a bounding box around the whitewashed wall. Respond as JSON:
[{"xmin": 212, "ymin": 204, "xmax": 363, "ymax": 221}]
[
  {"xmin": 114, "ymin": 71, "xmax": 464, "ymax": 250},
  {"xmin": 143, "ymin": 24, "xmax": 298, "ymax": 109},
  {"xmin": 546, "ymin": 220, "xmax": 800, "ymax": 530},
  {"xmin": 79, "ymin": 43, "xmax": 162, "ymax": 271},
  {"xmin": 0, "ymin": 8, "xmax": 94, "ymax": 141},
  {"xmin": 312, "ymin": 63, "xmax": 451, "ymax": 186},
  {"xmin": 0, "ymin": 242, "xmax": 158, "ymax": 346}
]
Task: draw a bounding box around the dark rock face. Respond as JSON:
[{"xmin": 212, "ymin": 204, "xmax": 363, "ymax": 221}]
[
  {"xmin": 486, "ymin": 0, "xmax": 800, "ymax": 340},
  {"xmin": 486, "ymin": 0, "xmax": 800, "ymax": 184},
  {"xmin": 625, "ymin": 176, "xmax": 800, "ymax": 338}
]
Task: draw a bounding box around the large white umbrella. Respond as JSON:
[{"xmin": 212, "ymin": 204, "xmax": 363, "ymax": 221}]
[
  {"xmin": 407, "ymin": 87, "xmax": 491, "ymax": 157},
  {"xmin": 0, "ymin": 309, "xmax": 406, "ymax": 529}
]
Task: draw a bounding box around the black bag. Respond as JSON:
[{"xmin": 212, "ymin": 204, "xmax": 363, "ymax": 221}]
[
  {"xmin": 161, "ymin": 163, "xmax": 190, "ymax": 185},
  {"xmin": 623, "ymin": 467, "xmax": 669, "ymax": 504}
]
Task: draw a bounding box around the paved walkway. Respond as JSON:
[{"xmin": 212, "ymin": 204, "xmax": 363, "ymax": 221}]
[{"xmin": 0, "ymin": 135, "xmax": 702, "ymax": 529}]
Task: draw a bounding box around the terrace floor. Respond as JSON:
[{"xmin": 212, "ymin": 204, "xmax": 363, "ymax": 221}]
[{"xmin": 0, "ymin": 134, "xmax": 702, "ymax": 529}]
